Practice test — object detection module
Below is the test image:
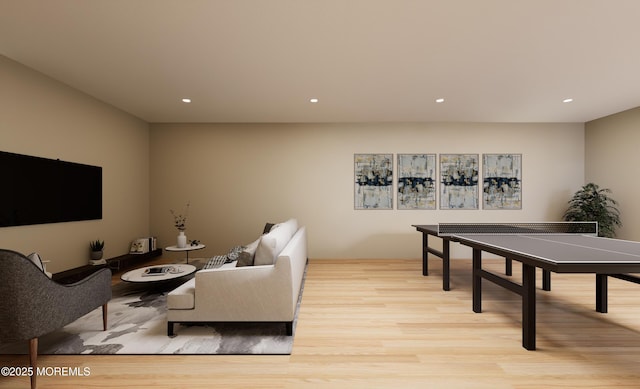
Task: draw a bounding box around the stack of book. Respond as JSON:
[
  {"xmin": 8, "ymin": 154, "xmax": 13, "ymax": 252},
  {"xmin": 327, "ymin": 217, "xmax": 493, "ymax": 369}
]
[{"xmin": 129, "ymin": 236, "xmax": 157, "ymax": 254}]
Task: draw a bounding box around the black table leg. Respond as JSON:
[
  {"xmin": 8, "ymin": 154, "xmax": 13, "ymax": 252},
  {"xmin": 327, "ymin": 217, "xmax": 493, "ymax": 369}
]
[
  {"xmin": 522, "ymin": 263, "xmax": 536, "ymax": 350},
  {"xmin": 443, "ymin": 239, "xmax": 450, "ymax": 291},
  {"xmin": 421, "ymin": 232, "xmax": 451, "ymax": 291},
  {"xmin": 472, "ymin": 248, "xmax": 482, "ymax": 313},
  {"xmin": 505, "ymin": 258, "xmax": 513, "ymax": 276},
  {"xmin": 471, "ymin": 249, "xmax": 537, "ymax": 350},
  {"xmin": 596, "ymin": 274, "xmax": 608, "ymax": 313},
  {"xmin": 542, "ymin": 269, "xmax": 551, "ymax": 291},
  {"xmin": 422, "ymin": 233, "xmax": 429, "ymax": 276}
]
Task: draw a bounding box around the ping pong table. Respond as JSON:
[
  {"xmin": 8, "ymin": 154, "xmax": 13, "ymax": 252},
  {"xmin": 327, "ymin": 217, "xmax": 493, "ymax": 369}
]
[
  {"xmin": 415, "ymin": 225, "xmax": 517, "ymax": 290},
  {"xmin": 413, "ymin": 222, "xmax": 640, "ymax": 350},
  {"xmin": 413, "ymin": 224, "xmax": 553, "ymax": 292}
]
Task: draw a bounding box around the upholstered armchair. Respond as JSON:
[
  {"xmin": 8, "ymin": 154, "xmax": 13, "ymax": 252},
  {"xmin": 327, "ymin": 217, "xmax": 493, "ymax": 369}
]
[{"xmin": 0, "ymin": 249, "xmax": 112, "ymax": 389}]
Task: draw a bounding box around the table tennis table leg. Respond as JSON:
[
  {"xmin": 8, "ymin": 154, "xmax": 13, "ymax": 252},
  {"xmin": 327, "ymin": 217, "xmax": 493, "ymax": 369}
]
[
  {"xmin": 522, "ymin": 263, "xmax": 536, "ymax": 350},
  {"xmin": 472, "ymin": 248, "xmax": 482, "ymax": 313},
  {"xmin": 542, "ymin": 269, "xmax": 551, "ymax": 291},
  {"xmin": 596, "ymin": 274, "xmax": 608, "ymax": 313},
  {"xmin": 442, "ymin": 240, "xmax": 450, "ymax": 291},
  {"xmin": 422, "ymin": 233, "xmax": 451, "ymax": 291},
  {"xmin": 422, "ymin": 233, "xmax": 429, "ymax": 276},
  {"xmin": 473, "ymin": 249, "xmax": 537, "ymax": 350},
  {"xmin": 505, "ymin": 259, "xmax": 551, "ymax": 292}
]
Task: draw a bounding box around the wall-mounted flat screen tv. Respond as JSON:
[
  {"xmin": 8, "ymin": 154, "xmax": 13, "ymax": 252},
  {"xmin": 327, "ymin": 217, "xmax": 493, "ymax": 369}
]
[{"xmin": 0, "ymin": 151, "xmax": 102, "ymax": 227}]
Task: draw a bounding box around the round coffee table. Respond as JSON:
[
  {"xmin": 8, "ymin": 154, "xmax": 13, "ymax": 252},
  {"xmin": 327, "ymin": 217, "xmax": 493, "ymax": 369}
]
[{"xmin": 120, "ymin": 264, "xmax": 196, "ymax": 283}]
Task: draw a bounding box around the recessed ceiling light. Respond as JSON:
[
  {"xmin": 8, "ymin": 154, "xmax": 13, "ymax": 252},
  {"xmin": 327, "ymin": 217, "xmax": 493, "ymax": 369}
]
[
  {"xmin": 435, "ymin": 98, "xmax": 445, "ymax": 103},
  {"xmin": 563, "ymin": 98, "xmax": 573, "ymax": 103},
  {"xmin": 309, "ymin": 98, "xmax": 319, "ymax": 103},
  {"xmin": 182, "ymin": 98, "xmax": 192, "ymax": 103}
]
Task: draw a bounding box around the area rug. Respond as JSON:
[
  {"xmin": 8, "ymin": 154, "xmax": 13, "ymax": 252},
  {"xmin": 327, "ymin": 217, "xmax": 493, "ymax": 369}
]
[{"xmin": 0, "ymin": 266, "xmax": 304, "ymax": 355}]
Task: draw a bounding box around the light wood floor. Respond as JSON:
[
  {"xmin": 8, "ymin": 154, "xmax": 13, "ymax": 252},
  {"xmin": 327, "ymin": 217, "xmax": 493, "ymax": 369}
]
[{"xmin": 3, "ymin": 258, "xmax": 640, "ymax": 388}]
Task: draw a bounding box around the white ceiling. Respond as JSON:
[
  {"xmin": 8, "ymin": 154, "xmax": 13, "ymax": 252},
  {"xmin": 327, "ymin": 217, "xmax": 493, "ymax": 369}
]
[{"xmin": 1, "ymin": 0, "xmax": 639, "ymax": 123}]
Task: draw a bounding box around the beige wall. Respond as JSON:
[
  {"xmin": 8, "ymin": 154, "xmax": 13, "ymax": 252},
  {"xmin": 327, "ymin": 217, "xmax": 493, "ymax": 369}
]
[
  {"xmin": 585, "ymin": 107, "xmax": 640, "ymax": 240},
  {"xmin": 0, "ymin": 56, "xmax": 150, "ymax": 272},
  {"xmin": 0, "ymin": 53, "xmax": 589, "ymax": 266},
  {"xmin": 150, "ymin": 122, "xmax": 585, "ymax": 260}
]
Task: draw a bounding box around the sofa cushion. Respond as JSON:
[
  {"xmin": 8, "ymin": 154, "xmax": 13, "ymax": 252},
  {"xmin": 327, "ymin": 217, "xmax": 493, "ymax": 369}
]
[
  {"xmin": 254, "ymin": 218, "xmax": 298, "ymax": 266},
  {"xmin": 271, "ymin": 218, "xmax": 298, "ymax": 238},
  {"xmin": 167, "ymin": 279, "xmax": 195, "ymax": 309},
  {"xmin": 237, "ymin": 237, "xmax": 261, "ymax": 267}
]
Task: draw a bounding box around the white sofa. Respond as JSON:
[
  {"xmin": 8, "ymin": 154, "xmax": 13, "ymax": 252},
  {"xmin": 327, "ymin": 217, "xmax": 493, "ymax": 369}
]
[{"xmin": 167, "ymin": 219, "xmax": 307, "ymax": 336}]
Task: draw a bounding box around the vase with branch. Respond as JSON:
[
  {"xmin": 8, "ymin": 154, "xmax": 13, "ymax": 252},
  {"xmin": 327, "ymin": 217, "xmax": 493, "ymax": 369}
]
[{"xmin": 170, "ymin": 202, "xmax": 190, "ymax": 248}]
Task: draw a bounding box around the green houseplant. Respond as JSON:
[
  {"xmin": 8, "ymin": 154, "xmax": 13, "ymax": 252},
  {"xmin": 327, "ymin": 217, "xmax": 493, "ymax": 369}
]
[
  {"xmin": 562, "ymin": 183, "xmax": 622, "ymax": 238},
  {"xmin": 89, "ymin": 239, "xmax": 105, "ymax": 262}
]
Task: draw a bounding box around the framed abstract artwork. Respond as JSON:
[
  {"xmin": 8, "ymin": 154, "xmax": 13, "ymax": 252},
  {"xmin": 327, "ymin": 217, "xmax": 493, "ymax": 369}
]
[
  {"xmin": 397, "ymin": 154, "xmax": 436, "ymax": 210},
  {"xmin": 354, "ymin": 153, "xmax": 393, "ymax": 209},
  {"xmin": 439, "ymin": 154, "xmax": 479, "ymax": 210},
  {"xmin": 482, "ymin": 154, "xmax": 522, "ymax": 209}
]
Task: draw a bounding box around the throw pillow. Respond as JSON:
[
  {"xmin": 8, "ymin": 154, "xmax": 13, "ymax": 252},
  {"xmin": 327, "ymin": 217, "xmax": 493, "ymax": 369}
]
[
  {"xmin": 27, "ymin": 252, "xmax": 53, "ymax": 278},
  {"xmin": 254, "ymin": 219, "xmax": 298, "ymax": 266},
  {"xmin": 252, "ymin": 218, "xmax": 300, "ymax": 266},
  {"xmin": 254, "ymin": 235, "xmax": 278, "ymax": 266},
  {"xmin": 237, "ymin": 237, "xmax": 261, "ymax": 267},
  {"xmin": 226, "ymin": 245, "xmax": 244, "ymax": 261},
  {"xmin": 263, "ymin": 222, "xmax": 275, "ymax": 234},
  {"xmin": 27, "ymin": 252, "xmax": 44, "ymax": 271},
  {"xmin": 236, "ymin": 252, "xmax": 252, "ymax": 267}
]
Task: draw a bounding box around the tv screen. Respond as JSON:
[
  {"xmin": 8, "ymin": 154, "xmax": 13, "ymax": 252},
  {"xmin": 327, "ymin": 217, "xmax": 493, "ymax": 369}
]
[{"xmin": 0, "ymin": 151, "xmax": 102, "ymax": 227}]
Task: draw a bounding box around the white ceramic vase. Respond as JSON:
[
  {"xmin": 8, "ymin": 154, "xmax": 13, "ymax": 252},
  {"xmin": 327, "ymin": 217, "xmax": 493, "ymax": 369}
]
[{"xmin": 177, "ymin": 230, "xmax": 187, "ymax": 248}]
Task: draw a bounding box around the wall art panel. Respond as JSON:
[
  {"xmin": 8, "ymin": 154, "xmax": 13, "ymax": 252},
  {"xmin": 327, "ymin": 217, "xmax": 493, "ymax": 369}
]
[
  {"xmin": 354, "ymin": 153, "xmax": 393, "ymax": 210},
  {"xmin": 439, "ymin": 154, "xmax": 479, "ymax": 209},
  {"xmin": 397, "ymin": 154, "xmax": 436, "ymax": 210},
  {"xmin": 482, "ymin": 153, "xmax": 522, "ymax": 209}
]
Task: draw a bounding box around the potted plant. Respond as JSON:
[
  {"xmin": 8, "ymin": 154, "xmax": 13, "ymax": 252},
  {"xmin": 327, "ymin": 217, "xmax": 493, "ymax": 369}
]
[
  {"xmin": 89, "ymin": 239, "xmax": 105, "ymax": 264},
  {"xmin": 562, "ymin": 183, "xmax": 622, "ymax": 238}
]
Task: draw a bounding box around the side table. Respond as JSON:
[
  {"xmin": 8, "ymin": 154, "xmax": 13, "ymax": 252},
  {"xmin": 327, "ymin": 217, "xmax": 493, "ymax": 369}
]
[{"xmin": 165, "ymin": 244, "xmax": 205, "ymax": 264}]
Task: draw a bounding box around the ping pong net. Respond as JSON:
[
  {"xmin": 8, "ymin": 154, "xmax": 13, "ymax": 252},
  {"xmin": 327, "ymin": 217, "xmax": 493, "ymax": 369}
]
[{"xmin": 437, "ymin": 222, "xmax": 598, "ymax": 236}]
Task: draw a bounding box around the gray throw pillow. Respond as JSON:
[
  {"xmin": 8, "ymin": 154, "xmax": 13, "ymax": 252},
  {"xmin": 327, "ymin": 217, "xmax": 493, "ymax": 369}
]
[
  {"xmin": 236, "ymin": 237, "xmax": 261, "ymax": 267},
  {"xmin": 237, "ymin": 251, "xmax": 254, "ymax": 267}
]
